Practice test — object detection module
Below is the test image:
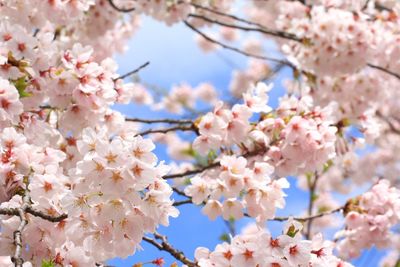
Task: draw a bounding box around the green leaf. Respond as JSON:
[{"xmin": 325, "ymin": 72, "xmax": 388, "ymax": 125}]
[
  {"xmin": 305, "ymin": 172, "xmax": 313, "ymax": 187},
  {"xmin": 181, "ymin": 146, "xmax": 196, "ymax": 157},
  {"xmin": 207, "ymin": 150, "xmax": 217, "ymax": 163},
  {"xmin": 219, "ymin": 233, "xmax": 230, "ymax": 242},
  {"xmin": 183, "ymin": 177, "xmax": 191, "ymax": 186},
  {"xmin": 41, "ymin": 260, "xmax": 55, "ymax": 267},
  {"xmin": 317, "ymin": 206, "xmax": 330, "ymax": 213},
  {"xmin": 323, "ymin": 160, "xmax": 333, "ymax": 173},
  {"xmin": 12, "ymin": 77, "xmax": 32, "ymax": 98},
  {"xmin": 286, "ymin": 225, "xmax": 299, "ymax": 238}
]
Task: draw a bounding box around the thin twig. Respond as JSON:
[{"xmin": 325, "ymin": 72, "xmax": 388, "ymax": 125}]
[
  {"xmin": 0, "ymin": 207, "xmax": 67, "ymax": 223},
  {"xmin": 224, "ymin": 219, "xmax": 236, "ymax": 237},
  {"xmin": 11, "ymin": 181, "xmax": 31, "ymax": 267},
  {"xmin": 172, "ymin": 187, "xmax": 188, "ymax": 197},
  {"xmin": 376, "ymin": 111, "xmax": 400, "ymax": 135},
  {"xmin": 191, "ymin": 3, "xmax": 278, "ymax": 30},
  {"xmin": 362, "ymin": 0, "xmax": 371, "ymax": 10},
  {"xmin": 270, "ymin": 207, "xmax": 344, "ymax": 222},
  {"xmin": 164, "ymin": 148, "xmax": 266, "ymax": 180},
  {"xmin": 163, "ymin": 162, "xmax": 220, "ymax": 179},
  {"xmin": 188, "ymin": 13, "xmax": 301, "ymax": 42},
  {"xmin": 171, "ymin": 189, "xmax": 343, "ymax": 223},
  {"xmin": 367, "ymin": 63, "xmax": 400, "ymax": 80},
  {"xmin": 115, "ymin": 61, "xmax": 150, "ymax": 81},
  {"xmin": 0, "ymin": 208, "xmax": 20, "ymax": 217},
  {"xmin": 25, "ymin": 207, "xmax": 67, "ymax": 222},
  {"xmin": 374, "ymin": 2, "xmax": 392, "ymax": 12},
  {"xmin": 143, "ymin": 233, "xmax": 198, "ymax": 267},
  {"xmin": 184, "ymin": 20, "xmax": 294, "ymax": 68},
  {"xmin": 135, "ymin": 125, "xmax": 197, "ymax": 137},
  {"xmin": 173, "ymin": 199, "xmax": 193, "ymax": 206},
  {"xmin": 126, "ymin": 117, "xmax": 193, "ymax": 124},
  {"xmin": 305, "ymin": 172, "xmax": 320, "ymax": 239},
  {"xmin": 107, "ymin": 0, "xmax": 135, "ymax": 12}
]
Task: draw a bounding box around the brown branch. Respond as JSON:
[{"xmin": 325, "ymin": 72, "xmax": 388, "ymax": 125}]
[
  {"xmin": 375, "ymin": 2, "xmax": 393, "ymax": 12},
  {"xmin": 0, "ymin": 208, "xmax": 20, "ymax": 217},
  {"xmin": 0, "ymin": 179, "xmax": 63, "ymax": 267},
  {"xmin": 270, "ymin": 206, "xmax": 344, "ymax": 222},
  {"xmin": 188, "ymin": 13, "xmax": 301, "ymax": 42},
  {"xmin": 163, "ymin": 162, "xmax": 220, "ymax": 179},
  {"xmin": 107, "ymin": 0, "xmax": 135, "ymax": 12},
  {"xmin": 376, "ymin": 111, "xmax": 400, "ymax": 135},
  {"xmin": 362, "ymin": 0, "xmax": 371, "ymax": 10},
  {"xmin": 143, "ymin": 233, "xmax": 198, "ymax": 267},
  {"xmin": 171, "ymin": 186, "xmax": 343, "ymax": 223},
  {"xmin": 164, "ymin": 147, "xmax": 267, "ymax": 180},
  {"xmin": 0, "ymin": 207, "xmax": 67, "ymax": 223},
  {"xmin": 172, "ymin": 187, "xmax": 188, "ymax": 197},
  {"xmin": 135, "ymin": 125, "xmax": 198, "ymax": 137},
  {"xmin": 305, "ymin": 172, "xmax": 320, "ymax": 239},
  {"xmin": 257, "ymin": 62, "xmax": 286, "ymax": 84},
  {"xmin": 115, "ymin": 61, "xmax": 150, "ymax": 81},
  {"xmin": 191, "ymin": 3, "xmax": 277, "ymax": 30},
  {"xmin": 171, "ymin": 188, "xmax": 343, "ymax": 226},
  {"xmin": 173, "ymin": 199, "xmax": 193, "ymax": 206},
  {"xmin": 184, "ymin": 20, "xmax": 294, "ymax": 68},
  {"xmin": 11, "ymin": 182, "xmax": 30, "ymax": 267},
  {"xmin": 5, "ymin": 186, "xmax": 68, "ymax": 266},
  {"xmin": 367, "ymin": 63, "xmax": 400, "ymax": 80},
  {"xmin": 126, "ymin": 117, "xmax": 193, "ymax": 124},
  {"xmin": 25, "ymin": 207, "xmax": 67, "ymax": 222}
]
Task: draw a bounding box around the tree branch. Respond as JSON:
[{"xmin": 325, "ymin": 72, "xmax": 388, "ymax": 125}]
[
  {"xmin": 143, "ymin": 233, "xmax": 198, "ymax": 267},
  {"xmin": 126, "ymin": 117, "xmax": 193, "ymax": 124},
  {"xmin": 171, "ymin": 188, "xmax": 343, "ymax": 230},
  {"xmin": 163, "ymin": 162, "xmax": 220, "ymax": 179},
  {"xmin": 135, "ymin": 125, "xmax": 198, "ymax": 137},
  {"xmin": 271, "ymin": 206, "xmax": 343, "ymax": 222},
  {"xmin": 173, "ymin": 199, "xmax": 193, "ymax": 206},
  {"xmin": 188, "ymin": 13, "xmax": 301, "ymax": 42},
  {"xmin": 191, "ymin": 3, "xmax": 279, "ymax": 30},
  {"xmin": 164, "ymin": 147, "xmax": 267, "ymax": 180},
  {"xmin": 367, "ymin": 63, "xmax": 400, "ymax": 80},
  {"xmin": 184, "ymin": 20, "xmax": 294, "ymax": 68},
  {"xmin": 376, "ymin": 111, "xmax": 400, "ymax": 135},
  {"xmin": 11, "ymin": 182, "xmax": 30, "ymax": 267},
  {"xmin": 305, "ymin": 172, "xmax": 320, "ymax": 239},
  {"xmin": 25, "ymin": 207, "xmax": 67, "ymax": 222},
  {"xmin": 171, "ymin": 186, "xmax": 343, "ymax": 223},
  {"xmin": 0, "ymin": 207, "xmax": 67, "ymax": 223},
  {"xmin": 115, "ymin": 61, "xmax": 150, "ymax": 81},
  {"xmin": 107, "ymin": 0, "xmax": 135, "ymax": 12}
]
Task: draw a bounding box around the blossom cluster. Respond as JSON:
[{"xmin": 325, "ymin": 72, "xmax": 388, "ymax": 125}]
[
  {"xmin": 0, "ymin": 125, "xmax": 179, "ymax": 265},
  {"xmin": 156, "ymin": 82, "xmax": 218, "ymax": 114},
  {"xmin": 195, "ymin": 219, "xmax": 353, "ymax": 267},
  {"xmin": 185, "ymin": 155, "xmax": 289, "ymax": 224},
  {"xmin": 1, "ymin": 0, "xmax": 400, "ymax": 265},
  {"xmin": 192, "ymin": 82, "xmax": 272, "ymax": 155},
  {"xmin": 335, "ymin": 179, "xmax": 400, "ymax": 259},
  {"xmin": 191, "ymin": 82, "xmax": 338, "ymax": 178},
  {"xmin": 283, "ymin": 6, "xmax": 373, "ymax": 76}
]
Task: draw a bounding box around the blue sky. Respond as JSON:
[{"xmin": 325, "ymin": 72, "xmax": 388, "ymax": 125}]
[{"xmin": 108, "ymin": 16, "xmax": 385, "ymax": 267}]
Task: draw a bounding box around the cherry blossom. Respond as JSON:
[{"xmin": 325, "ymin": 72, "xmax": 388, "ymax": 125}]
[
  {"xmin": 195, "ymin": 219, "xmax": 353, "ymax": 267},
  {"xmin": 335, "ymin": 179, "xmax": 400, "ymax": 259},
  {"xmin": 1, "ymin": 0, "xmax": 400, "ymax": 266}
]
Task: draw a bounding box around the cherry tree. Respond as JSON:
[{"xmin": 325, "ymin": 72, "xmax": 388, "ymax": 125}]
[{"xmin": 0, "ymin": 0, "xmax": 400, "ymax": 266}]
